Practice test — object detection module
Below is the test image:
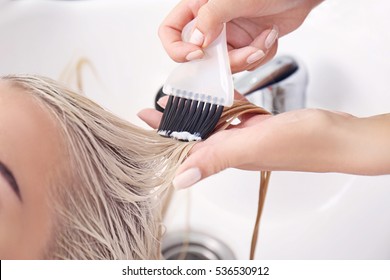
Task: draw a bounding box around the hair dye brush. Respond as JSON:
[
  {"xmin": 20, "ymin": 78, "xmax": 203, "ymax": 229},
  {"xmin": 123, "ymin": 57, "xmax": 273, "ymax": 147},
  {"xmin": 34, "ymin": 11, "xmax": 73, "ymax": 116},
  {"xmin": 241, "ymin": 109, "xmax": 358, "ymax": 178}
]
[{"xmin": 158, "ymin": 20, "xmax": 234, "ymax": 141}]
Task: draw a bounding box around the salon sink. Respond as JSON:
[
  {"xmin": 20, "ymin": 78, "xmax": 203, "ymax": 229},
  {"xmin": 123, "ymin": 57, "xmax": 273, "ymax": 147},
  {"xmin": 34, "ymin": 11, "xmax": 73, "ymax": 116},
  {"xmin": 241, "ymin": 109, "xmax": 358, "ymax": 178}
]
[{"xmin": 1, "ymin": 0, "xmax": 389, "ymax": 259}]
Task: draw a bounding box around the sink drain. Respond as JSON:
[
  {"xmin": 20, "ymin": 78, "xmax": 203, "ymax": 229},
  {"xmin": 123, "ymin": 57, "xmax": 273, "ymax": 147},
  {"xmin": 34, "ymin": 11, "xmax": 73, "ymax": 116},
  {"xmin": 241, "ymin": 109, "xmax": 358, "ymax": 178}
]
[{"xmin": 162, "ymin": 231, "xmax": 235, "ymax": 260}]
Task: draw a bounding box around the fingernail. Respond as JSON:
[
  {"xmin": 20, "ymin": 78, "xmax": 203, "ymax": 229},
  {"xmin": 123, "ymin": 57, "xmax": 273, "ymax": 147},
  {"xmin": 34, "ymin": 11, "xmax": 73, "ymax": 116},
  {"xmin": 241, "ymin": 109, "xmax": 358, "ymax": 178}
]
[
  {"xmin": 173, "ymin": 168, "xmax": 202, "ymax": 190},
  {"xmin": 189, "ymin": 28, "xmax": 204, "ymax": 46},
  {"xmin": 265, "ymin": 26, "xmax": 279, "ymax": 49},
  {"xmin": 246, "ymin": 50, "xmax": 265, "ymax": 64},
  {"xmin": 185, "ymin": 50, "xmax": 204, "ymax": 61},
  {"xmin": 157, "ymin": 98, "xmax": 165, "ymax": 107}
]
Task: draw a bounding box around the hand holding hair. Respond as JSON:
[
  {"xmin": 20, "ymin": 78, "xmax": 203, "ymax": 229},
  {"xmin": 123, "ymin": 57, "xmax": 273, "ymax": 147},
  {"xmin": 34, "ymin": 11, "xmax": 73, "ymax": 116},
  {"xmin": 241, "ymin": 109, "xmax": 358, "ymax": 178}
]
[
  {"xmin": 139, "ymin": 102, "xmax": 390, "ymax": 190},
  {"xmin": 159, "ymin": 0, "xmax": 323, "ymax": 72}
]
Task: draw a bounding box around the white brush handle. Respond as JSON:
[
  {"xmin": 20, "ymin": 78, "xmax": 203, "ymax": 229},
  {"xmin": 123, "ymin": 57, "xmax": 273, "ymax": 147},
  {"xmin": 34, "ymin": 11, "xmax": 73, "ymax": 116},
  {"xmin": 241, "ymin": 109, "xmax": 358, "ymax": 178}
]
[{"xmin": 163, "ymin": 19, "xmax": 234, "ymax": 107}]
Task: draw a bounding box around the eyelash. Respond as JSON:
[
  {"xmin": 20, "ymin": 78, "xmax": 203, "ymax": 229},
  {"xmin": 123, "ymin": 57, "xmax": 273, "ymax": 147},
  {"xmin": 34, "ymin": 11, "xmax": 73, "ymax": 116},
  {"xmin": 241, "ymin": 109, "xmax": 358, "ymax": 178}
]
[{"xmin": 0, "ymin": 163, "xmax": 21, "ymax": 200}]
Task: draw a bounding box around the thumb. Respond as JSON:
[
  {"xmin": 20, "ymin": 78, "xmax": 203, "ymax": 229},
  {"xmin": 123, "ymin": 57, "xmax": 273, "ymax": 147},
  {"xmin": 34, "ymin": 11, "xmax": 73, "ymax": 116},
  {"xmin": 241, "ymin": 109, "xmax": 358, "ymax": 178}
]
[
  {"xmin": 190, "ymin": 0, "xmax": 242, "ymax": 48},
  {"xmin": 172, "ymin": 145, "xmax": 231, "ymax": 190}
]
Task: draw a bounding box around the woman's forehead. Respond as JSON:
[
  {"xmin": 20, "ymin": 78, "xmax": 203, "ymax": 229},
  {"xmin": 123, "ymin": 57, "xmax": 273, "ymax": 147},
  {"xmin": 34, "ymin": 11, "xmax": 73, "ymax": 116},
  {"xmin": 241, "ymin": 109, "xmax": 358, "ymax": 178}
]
[
  {"xmin": 0, "ymin": 81, "xmax": 64, "ymax": 186},
  {"xmin": 0, "ymin": 81, "xmax": 65, "ymax": 258}
]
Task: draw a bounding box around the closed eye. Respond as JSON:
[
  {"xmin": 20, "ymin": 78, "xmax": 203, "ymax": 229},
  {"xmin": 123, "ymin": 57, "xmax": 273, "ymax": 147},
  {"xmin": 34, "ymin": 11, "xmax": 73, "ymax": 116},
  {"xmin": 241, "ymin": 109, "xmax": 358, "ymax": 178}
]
[{"xmin": 0, "ymin": 161, "xmax": 21, "ymax": 201}]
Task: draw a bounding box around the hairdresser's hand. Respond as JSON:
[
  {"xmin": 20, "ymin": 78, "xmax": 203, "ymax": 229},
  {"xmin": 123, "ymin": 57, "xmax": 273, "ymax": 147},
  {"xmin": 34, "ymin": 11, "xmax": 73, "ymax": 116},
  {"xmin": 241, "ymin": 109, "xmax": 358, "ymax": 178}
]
[
  {"xmin": 171, "ymin": 110, "xmax": 390, "ymax": 189},
  {"xmin": 138, "ymin": 106, "xmax": 390, "ymax": 189},
  {"xmin": 159, "ymin": 0, "xmax": 323, "ymax": 73}
]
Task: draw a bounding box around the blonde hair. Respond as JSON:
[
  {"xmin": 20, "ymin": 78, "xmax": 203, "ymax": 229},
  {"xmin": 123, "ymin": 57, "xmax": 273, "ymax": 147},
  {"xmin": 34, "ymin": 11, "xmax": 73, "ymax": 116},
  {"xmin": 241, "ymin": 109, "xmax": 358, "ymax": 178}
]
[{"xmin": 2, "ymin": 75, "xmax": 269, "ymax": 259}]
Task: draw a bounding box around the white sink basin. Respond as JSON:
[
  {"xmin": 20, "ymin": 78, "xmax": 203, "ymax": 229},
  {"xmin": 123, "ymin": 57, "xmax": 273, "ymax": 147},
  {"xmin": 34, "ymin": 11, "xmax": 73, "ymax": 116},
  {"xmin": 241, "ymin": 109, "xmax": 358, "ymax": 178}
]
[{"xmin": 1, "ymin": 0, "xmax": 389, "ymax": 259}]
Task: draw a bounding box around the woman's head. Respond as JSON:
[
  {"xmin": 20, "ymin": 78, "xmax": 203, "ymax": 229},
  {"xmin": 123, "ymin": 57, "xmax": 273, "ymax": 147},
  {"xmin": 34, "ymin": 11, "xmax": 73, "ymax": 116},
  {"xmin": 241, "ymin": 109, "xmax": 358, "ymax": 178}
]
[
  {"xmin": 0, "ymin": 75, "xmax": 192, "ymax": 259},
  {"xmin": 0, "ymin": 79, "xmax": 64, "ymax": 259},
  {"xmin": 0, "ymin": 74, "xmax": 268, "ymax": 259}
]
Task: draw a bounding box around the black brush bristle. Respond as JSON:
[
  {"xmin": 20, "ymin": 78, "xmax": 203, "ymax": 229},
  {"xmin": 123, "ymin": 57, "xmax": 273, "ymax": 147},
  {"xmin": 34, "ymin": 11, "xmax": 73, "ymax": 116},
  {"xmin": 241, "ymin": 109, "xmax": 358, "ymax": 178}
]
[{"xmin": 158, "ymin": 96, "xmax": 224, "ymax": 141}]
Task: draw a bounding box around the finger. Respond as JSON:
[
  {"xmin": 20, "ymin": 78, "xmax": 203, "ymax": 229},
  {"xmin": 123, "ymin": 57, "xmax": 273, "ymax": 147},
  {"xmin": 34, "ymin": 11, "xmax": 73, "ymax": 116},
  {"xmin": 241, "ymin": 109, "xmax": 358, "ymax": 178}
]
[
  {"xmin": 247, "ymin": 41, "xmax": 278, "ymax": 71},
  {"xmin": 195, "ymin": 0, "xmax": 266, "ymax": 48},
  {"xmin": 172, "ymin": 145, "xmax": 229, "ymax": 190},
  {"xmin": 234, "ymin": 90, "xmax": 248, "ymax": 101},
  {"xmin": 158, "ymin": 33, "xmax": 204, "ymax": 62},
  {"xmin": 158, "ymin": 0, "xmax": 207, "ymax": 62},
  {"xmin": 229, "ymin": 46, "xmax": 265, "ymax": 73},
  {"xmin": 157, "ymin": 95, "xmax": 169, "ymax": 109},
  {"xmin": 172, "ymin": 130, "xmax": 253, "ymax": 190},
  {"xmin": 228, "ymin": 27, "xmax": 279, "ymax": 73},
  {"xmin": 137, "ymin": 108, "xmax": 162, "ymax": 129}
]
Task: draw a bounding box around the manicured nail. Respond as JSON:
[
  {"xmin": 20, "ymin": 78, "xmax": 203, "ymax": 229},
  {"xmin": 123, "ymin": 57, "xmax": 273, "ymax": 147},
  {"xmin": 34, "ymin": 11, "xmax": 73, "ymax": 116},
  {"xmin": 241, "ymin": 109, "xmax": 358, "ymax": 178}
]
[
  {"xmin": 189, "ymin": 28, "xmax": 204, "ymax": 46},
  {"xmin": 157, "ymin": 98, "xmax": 165, "ymax": 108},
  {"xmin": 265, "ymin": 26, "xmax": 279, "ymax": 49},
  {"xmin": 173, "ymin": 168, "xmax": 202, "ymax": 190},
  {"xmin": 185, "ymin": 50, "xmax": 204, "ymax": 61},
  {"xmin": 246, "ymin": 50, "xmax": 265, "ymax": 64}
]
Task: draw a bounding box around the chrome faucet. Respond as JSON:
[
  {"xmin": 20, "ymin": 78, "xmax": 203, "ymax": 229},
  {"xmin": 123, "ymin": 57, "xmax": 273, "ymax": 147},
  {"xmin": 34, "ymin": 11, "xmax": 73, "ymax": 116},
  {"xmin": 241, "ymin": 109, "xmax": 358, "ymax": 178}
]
[{"xmin": 234, "ymin": 55, "xmax": 308, "ymax": 114}]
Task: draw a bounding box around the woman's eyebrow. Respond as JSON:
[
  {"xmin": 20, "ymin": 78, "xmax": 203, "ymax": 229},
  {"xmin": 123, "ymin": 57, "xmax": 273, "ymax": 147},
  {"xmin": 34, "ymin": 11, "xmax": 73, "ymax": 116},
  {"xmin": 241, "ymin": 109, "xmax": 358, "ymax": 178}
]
[{"xmin": 0, "ymin": 161, "xmax": 21, "ymax": 200}]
